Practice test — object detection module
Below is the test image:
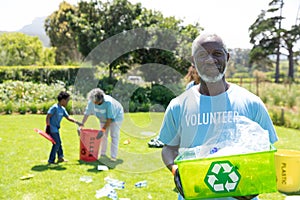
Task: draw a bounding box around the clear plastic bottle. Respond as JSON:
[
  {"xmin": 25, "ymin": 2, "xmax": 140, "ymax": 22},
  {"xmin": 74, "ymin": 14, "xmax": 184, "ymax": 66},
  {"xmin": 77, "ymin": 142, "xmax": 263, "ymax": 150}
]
[
  {"xmin": 104, "ymin": 177, "xmax": 125, "ymax": 189},
  {"xmin": 79, "ymin": 176, "xmax": 92, "ymax": 183},
  {"xmin": 95, "ymin": 184, "xmax": 114, "ymax": 199},
  {"xmin": 135, "ymin": 180, "xmax": 147, "ymax": 188},
  {"xmin": 180, "ymin": 148, "xmax": 196, "ymax": 160},
  {"xmin": 107, "ymin": 190, "xmax": 118, "ymax": 200},
  {"xmin": 109, "ymin": 181, "xmax": 125, "ymax": 189}
]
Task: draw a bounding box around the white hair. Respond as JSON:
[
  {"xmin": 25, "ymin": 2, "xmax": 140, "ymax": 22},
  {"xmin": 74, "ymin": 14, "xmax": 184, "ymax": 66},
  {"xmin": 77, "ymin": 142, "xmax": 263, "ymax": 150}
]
[
  {"xmin": 192, "ymin": 33, "xmax": 228, "ymax": 56},
  {"xmin": 87, "ymin": 88, "xmax": 105, "ymax": 102}
]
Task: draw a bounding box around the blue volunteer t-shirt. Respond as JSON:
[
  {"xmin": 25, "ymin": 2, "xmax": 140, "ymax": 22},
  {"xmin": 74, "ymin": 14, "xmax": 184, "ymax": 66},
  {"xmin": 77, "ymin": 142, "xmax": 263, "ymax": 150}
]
[
  {"xmin": 48, "ymin": 104, "xmax": 69, "ymax": 133},
  {"xmin": 185, "ymin": 81, "xmax": 198, "ymax": 90},
  {"xmin": 84, "ymin": 95, "xmax": 124, "ymax": 123},
  {"xmin": 159, "ymin": 83, "xmax": 278, "ymax": 148}
]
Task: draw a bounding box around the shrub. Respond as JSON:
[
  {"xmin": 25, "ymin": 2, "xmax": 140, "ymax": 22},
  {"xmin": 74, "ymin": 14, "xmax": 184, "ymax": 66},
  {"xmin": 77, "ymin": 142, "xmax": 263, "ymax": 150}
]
[
  {"xmin": 287, "ymin": 94, "xmax": 296, "ymax": 108},
  {"xmin": 4, "ymin": 102, "xmax": 13, "ymax": 114},
  {"xmin": 273, "ymin": 93, "xmax": 282, "ymax": 106},
  {"xmin": 41, "ymin": 101, "xmax": 56, "ymax": 114},
  {"xmin": 18, "ymin": 105, "xmax": 27, "ymax": 115},
  {"xmin": 29, "ymin": 104, "xmax": 38, "ymax": 114},
  {"xmin": 261, "ymin": 95, "xmax": 268, "ymax": 104},
  {"xmin": 150, "ymin": 84, "xmax": 177, "ymax": 109}
]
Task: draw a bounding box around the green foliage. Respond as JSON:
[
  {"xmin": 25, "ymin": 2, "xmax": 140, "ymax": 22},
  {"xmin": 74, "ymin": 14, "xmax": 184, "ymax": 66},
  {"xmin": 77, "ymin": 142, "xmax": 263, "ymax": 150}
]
[
  {"xmin": 29, "ymin": 104, "xmax": 38, "ymax": 114},
  {"xmin": 0, "ymin": 79, "xmax": 179, "ymax": 114},
  {"xmin": 150, "ymin": 84, "xmax": 177, "ymax": 109},
  {"xmin": 270, "ymin": 108, "xmax": 285, "ymax": 126},
  {"xmin": 273, "ymin": 93, "xmax": 282, "ymax": 106},
  {"xmin": 45, "ymin": 1, "xmax": 81, "ymax": 64},
  {"xmin": 0, "ymin": 66, "xmax": 80, "ymax": 86},
  {"xmin": 0, "ymin": 80, "xmax": 85, "ymax": 115},
  {"xmin": 0, "ymin": 32, "xmax": 56, "ymax": 66},
  {"xmin": 249, "ymin": 1, "xmax": 300, "ymax": 82},
  {"xmin": 45, "ymin": 0, "xmax": 201, "ymax": 77},
  {"xmin": 130, "ymin": 87, "xmax": 151, "ymax": 112},
  {"xmin": 239, "ymin": 81, "xmax": 300, "ymax": 129},
  {"xmin": 18, "ymin": 104, "xmax": 27, "ymax": 115},
  {"xmin": 286, "ymin": 94, "xmax": 296, "ymax": 108},
  {"xmin": 4, "ymin": 101, "xmax": 13, "ymax": 114}
]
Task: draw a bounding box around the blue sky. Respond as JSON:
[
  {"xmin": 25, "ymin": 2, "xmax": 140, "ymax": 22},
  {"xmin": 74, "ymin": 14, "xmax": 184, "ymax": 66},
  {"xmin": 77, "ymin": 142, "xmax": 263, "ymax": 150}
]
[{"xmin": 0, "ymin": 0, "xmax": 299, "ymax": 49}]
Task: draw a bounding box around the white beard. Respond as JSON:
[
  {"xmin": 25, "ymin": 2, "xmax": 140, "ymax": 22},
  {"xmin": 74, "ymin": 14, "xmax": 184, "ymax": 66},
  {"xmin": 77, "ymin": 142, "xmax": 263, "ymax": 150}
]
[{"xmin": 196, "ymin": 65, "xmax": 227, "ymax": 83}]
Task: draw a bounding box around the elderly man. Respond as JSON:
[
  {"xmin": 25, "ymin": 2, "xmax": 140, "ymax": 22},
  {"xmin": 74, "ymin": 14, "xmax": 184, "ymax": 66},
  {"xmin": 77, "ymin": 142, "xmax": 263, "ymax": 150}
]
[{"xmin": 158, "ymin": 33, "xmax": 278, "ymax": 200}]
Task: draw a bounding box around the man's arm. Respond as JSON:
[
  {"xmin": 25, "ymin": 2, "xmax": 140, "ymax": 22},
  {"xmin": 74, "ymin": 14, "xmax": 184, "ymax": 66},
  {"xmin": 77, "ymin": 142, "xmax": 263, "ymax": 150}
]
[
  {"xmin": 80, "ymin": 115, "xmax": 90, "ymax": 127},
  {"xmin": 162, "ymin": 144, "xmax": 179, "ymax": 172},
  {"xmin": 102, "ymin": 118, "xmax": 112, "ymax": 130}
]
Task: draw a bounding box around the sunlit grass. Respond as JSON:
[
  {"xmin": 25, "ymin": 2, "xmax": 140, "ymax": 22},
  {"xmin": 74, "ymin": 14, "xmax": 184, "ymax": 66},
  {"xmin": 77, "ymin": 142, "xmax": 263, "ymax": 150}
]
[{"xmin": 0, "ymin": 114, "xmax": 298, "ymax": 199}]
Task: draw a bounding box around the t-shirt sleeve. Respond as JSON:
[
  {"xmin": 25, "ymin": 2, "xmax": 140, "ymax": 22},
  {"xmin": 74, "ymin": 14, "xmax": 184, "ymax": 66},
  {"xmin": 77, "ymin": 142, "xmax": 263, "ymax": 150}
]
[
  {"xmin": 158, "ymin": 99, "xmax": 181, "ymax": 146},
  {"xmin": 106, "ymin": 102, "xmax": 114, "ymax": 119},
  {"xmin": 48, "ymin": 105, "xmax": 56, "ymax": 115},
  {"xmin": 254, "ymin": 100, "xmax": 278, "ymax": 144},
  {"xmin": 63, "ymin": 108, "xmax": 69, "ymax": 118},
  {"xmin": 185, "ymin": 81, "xmax": 195, "ymax": 90},
  {"xmin": 84, "ymin": 101, "xmax": 94, "ymax": 115}
]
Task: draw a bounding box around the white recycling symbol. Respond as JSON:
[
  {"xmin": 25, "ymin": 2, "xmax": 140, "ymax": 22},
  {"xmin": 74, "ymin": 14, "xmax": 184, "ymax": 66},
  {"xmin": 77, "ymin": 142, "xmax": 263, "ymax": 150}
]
[{"xmin": 204, "ymin": 160, "xmax": 241, "ymax": 193}]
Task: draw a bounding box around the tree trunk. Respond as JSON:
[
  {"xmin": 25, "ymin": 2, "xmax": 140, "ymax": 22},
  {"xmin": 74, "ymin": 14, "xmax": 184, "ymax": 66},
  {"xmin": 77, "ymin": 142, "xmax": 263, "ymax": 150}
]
[
  {"xmin": 287, "ymin": 47, "xmax": 294, "ymax": 80},
  {"xmin": 275, "ymin": 48, "xmax": 280, "ymax": 83}
]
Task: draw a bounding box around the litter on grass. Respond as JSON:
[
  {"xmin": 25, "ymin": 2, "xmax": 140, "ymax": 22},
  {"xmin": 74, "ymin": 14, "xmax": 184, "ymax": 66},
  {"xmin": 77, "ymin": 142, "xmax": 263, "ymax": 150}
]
[
  {"xmin": 96, "ymin": 184, "xmax": 118, "ymax": 199},
  {"xmin": 123, "ymin": 139, "xmax": 130, "ymax": 145},
  {"xmin": 20, "ymin": 174, "xmax": 34, "ymax": 180},
  {"xmin": 135, "ymin": 180, "xmax": 147, "ymax": 188},
  {"xmin": 104, "ymin": 177, "xmax": 125, "ymax": 189},
  {"xmin": 79, "ymin": 176, "xmax": 92, "ymax": 183},
  {"xmin": 97, "ymin": 165, "xmax": 109, "ymax": 171},
  {"xmin": 95, "ymin": 177, "xmax": 126, "ymax": 199}
]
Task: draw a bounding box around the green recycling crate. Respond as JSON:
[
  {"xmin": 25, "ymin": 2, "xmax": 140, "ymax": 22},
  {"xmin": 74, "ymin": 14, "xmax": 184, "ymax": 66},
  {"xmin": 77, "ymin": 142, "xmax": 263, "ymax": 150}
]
[{"xmin": 174, "ymin": 145, "xmax": 277, "ymax": 199}]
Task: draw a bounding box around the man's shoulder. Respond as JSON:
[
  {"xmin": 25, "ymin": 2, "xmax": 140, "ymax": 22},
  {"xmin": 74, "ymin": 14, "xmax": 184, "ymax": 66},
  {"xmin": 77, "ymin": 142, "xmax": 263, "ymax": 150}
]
[
  {"xmin": 105, "ymin": 95, "xmax": 123, "ymax": 108},
  {"xmin": 228, "ymin": 83, "xmax": 262, "ymax": 102},
  {"xmin": 169, "ymin": 88, "xmax": 197, "ymax": 107}
]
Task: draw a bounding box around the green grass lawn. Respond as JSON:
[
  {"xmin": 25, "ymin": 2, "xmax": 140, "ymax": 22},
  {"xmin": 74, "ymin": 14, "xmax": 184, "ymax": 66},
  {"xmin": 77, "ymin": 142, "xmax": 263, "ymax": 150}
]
[{"xmin": 0, "ymin": 113, "xmax": 299, "ymax": 200}]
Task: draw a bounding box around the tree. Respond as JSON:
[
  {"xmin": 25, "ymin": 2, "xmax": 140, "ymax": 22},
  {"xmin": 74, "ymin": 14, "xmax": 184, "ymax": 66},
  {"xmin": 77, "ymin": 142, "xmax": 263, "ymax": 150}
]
[
  {"xmin": 281, "ymin": 24, "xmax": 300, "ymax": 80},
  {"xmin": 249, "ymin": 0, "xmax": 300, "ymax": 82},
  {"xmin": 0, "ymin": 32, "xmax": 55, "ymax": 66},
  {"xmin": 249, "ymin": 2, "xmax": 283, "ymax": 81},
  {"xmin": 56, "ymin": 0, "xmax": 202, "ymax": 81},
  {"xmin": 45, "ymin": 1, "xmax": 82, "ymax": 65}
]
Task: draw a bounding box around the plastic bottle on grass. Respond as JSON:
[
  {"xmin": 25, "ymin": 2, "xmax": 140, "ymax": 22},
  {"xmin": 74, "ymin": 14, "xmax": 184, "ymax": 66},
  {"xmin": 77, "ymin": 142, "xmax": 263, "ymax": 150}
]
[
  {"xmin": 95, "ymin": 184, "xmax": 118, "ymax": 199},
  {"xmin": 104, "ymin": 177, "xmax": 125, "ymax": 189},
  {"xmin": 135, "ymin": 180, "xmax": 147, "ymax": 188}
]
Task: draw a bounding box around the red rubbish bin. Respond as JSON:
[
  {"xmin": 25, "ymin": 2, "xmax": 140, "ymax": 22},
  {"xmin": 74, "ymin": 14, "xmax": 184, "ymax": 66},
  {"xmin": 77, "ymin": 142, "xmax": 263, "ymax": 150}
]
[{"xmin": 79, "ymin": 128, "xmax": 101, "ymax": 162}]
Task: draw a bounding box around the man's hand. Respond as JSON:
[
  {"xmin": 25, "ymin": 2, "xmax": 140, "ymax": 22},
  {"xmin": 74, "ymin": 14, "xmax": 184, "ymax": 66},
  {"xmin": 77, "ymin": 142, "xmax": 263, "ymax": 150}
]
[
  {"xmin": 96, "ymin": 128, "xmax": 105, "ymax": 139},
  {"xmin": 45, "ymin": 125, "xmax": 51, "ymax": 135}
]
